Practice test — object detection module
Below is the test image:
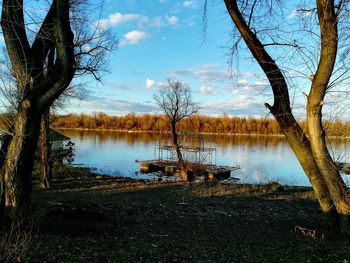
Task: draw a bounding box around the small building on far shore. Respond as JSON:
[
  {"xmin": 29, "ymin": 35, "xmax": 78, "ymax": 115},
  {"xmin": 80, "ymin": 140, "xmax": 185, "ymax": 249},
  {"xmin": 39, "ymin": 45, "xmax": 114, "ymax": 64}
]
[
  {"xmin": 0, "ymin": 129, "xmax": 74, "ymax": 163},
  {"xmin": 48, "ymin": 129, "xmax": 71, "ymax": 150},
  {"xmin": 0, "ymin": 128, "xmax": 72, "ymax": 150}
]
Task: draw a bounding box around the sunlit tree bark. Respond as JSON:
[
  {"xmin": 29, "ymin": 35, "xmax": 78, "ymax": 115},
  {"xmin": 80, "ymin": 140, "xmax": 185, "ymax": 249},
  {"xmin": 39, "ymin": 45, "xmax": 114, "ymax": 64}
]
[{"xmin": 306, "ymin": 0, "xmax": 350, "ymax": 234}]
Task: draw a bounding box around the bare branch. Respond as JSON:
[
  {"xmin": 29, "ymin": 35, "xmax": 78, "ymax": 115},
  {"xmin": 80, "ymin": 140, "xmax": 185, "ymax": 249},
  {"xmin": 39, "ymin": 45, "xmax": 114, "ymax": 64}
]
[{"xmin": 153, "ymin": 79, "xmax": 199, "ymax": 125}]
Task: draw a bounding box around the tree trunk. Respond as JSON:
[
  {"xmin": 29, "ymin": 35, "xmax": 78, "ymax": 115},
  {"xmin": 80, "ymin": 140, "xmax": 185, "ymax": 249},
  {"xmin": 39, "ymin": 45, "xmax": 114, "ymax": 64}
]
[
  {"xmin": 307, "ymin": 100, "xmax": 350, "ymax": 234},
  {"xmin": 39, "ymin": 109, "xmax": 53, "ymax": 189},
  {"xmin": 171, "ymin": 121, "xmax": 188, "ymax": 181},
  {"xmin": 223, "ymin": 0, "xmax": 340, "ymax": 231},
  {"xmin": 1, "ymin": 101, "xmax": 41, "ymax": 222},
  {"xmin": 306, "ymin": 0, "xmax": 350, "ymax": 235},
  {"xmin": 0, "ymin": 133, "xmax": 12, "ymax": 221},
  {"xmin": 270, "ymin": 109, "xmax": 340, "ymax": 232},
  {"xmin": 0, "ymin": 0, "xmax": 75, "ymax": 223}
]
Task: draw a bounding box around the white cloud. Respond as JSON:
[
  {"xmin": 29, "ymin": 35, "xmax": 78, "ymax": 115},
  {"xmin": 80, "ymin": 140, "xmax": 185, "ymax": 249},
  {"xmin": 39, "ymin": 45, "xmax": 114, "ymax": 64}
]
[
  {"xmin": 96, "ymin": 12, "xmax": 178, "ymax": 31},
  {"xmin": 109, "ymin": 13, "xmax": 140, "ymax": 25},
  {"xmin": 288, "ymin": 10, "xmax": 298, "ymax": 19},
  {"xmin": 238, "ymin": 95, "xmax": 252, "ymax": 107},
  {"xmin": 122, "ymin": 31, "xmax": 148, "ymax": 45},
  {"xmin": 183, "ymin": 1, "xmax": 195, "ymax": 7},
  {"xmin": 236, "ymin": 79, "xmax": 268, "ymax": 90},
  {"xmin": 202, "ymin": 100, "xmax": 264, "ymax": 116},
  {"xmin": 288, "ymin": 9, "xmax": 312, "ymax": 20},
  {"xmin": 169, "ymin": 64, "xmax": 232, "ymax": 83},
  {"xmin": 167, "ymin": 16, "xmax": 178, "ymax": 25},
  {"xmin": 254, "ymin": 80, "xmax": 269, "ymax": 86},
  {"xmin": 237, "ymin": 79, "xmax": 249, "ymax": 85},
  {"xmin": 200, "ymin": 86, "xmax": 216, "ymax": 95},
  {"xmin": 96, "ymin": 12, "xmax": 145, "ymax": 31},
  {"xmin": 232, "ymin": 79, "xmax": 270, "ymax": 102},
  {"xmin": 149, "ymin": 15, "xmax": 179, "ymax": 27},
  {"xmin": 157, "ymin": 82, "xmax": 168, "ymax": 89},
  {"xmin": 75, "ymin": 98, "xmax": 157, "ymax": 115},
  {"xmin": 146, "ymin": 78, "xmax": 155, "ymax": 88}
]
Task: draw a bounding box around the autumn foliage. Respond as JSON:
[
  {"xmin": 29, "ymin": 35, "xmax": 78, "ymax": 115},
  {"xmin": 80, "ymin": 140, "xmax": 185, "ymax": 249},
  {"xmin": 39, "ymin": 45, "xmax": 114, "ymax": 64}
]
[
  {"xmin": 49, "ymin": 113, "xmax": 278, "ymax": 134},
  {"xmin": 45, "ymin": 113, "xmax": 350, "ymax": 137}
]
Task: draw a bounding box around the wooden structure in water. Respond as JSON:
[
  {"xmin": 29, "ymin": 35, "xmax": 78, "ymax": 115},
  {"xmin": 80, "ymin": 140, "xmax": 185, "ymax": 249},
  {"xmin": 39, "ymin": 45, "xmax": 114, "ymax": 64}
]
[
  {"xmin": 137, "ymin": 144, "xmax": 240, "ymax": 181},
  {"xmin": 138, "ymin": 159, "xmax": 239, "ymax": 180},
  {"xmin": 156, "ymin": 145, "xmax": 216, "ymax": 165}
]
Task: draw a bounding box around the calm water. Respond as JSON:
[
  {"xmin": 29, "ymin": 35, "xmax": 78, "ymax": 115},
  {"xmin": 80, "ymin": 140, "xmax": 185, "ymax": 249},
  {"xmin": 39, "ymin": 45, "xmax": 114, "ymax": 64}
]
[{"xmin": 59, "ymin": 130, "xmax": 350, "ymax": 187}]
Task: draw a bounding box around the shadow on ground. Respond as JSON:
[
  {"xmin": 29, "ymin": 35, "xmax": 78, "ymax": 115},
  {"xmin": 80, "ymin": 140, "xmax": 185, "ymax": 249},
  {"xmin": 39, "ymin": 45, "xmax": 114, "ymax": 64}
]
[{"xmin": 26, "ymin": 174, "xmax": 350, "ymax": 263}]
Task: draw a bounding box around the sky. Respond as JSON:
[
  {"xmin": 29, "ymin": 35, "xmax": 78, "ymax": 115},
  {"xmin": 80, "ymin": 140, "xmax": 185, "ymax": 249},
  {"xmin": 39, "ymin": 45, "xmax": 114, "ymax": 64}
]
[
  {"xmin": 1, "ymin": 0, "xmax": 348, "ymax": 118},
  {"xmin": 63, "ymin": 0, "xmax": 274, "ymax": 117}
]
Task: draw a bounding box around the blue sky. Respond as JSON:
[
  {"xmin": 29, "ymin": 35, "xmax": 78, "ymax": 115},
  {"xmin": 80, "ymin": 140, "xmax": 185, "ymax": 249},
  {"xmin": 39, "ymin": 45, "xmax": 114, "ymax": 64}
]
[
  {"xmin": 1, "ymin": 1, "xmax": 348, "ymax": 119},
  {"xmin": 63, "ymin": 0, "xmax": 275, "ymax": 117}
]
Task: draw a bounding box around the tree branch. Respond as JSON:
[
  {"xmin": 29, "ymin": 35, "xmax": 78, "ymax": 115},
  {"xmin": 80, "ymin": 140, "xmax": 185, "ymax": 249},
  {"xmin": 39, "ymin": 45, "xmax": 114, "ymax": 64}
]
[
  {"xmin": 36, "ymin": 0, "xmax": 75, "ymax": 111},
  {"xmin": 1, "ymin": 0, "xmax": 32, "ymax": 88}
]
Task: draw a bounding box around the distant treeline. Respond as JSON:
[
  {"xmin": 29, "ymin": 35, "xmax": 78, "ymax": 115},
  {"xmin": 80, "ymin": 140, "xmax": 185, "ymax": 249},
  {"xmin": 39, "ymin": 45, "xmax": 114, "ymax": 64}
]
[{"xmin": 50, "ymin": 113, "xmax": 350, "ymax": 137}]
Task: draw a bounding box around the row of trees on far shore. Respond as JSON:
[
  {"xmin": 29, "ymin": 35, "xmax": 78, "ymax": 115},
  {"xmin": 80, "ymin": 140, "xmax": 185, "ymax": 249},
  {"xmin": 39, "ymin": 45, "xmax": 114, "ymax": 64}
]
[{"xmin": 47, "ymin": 113, "xmax": 350, "ymax": 137}]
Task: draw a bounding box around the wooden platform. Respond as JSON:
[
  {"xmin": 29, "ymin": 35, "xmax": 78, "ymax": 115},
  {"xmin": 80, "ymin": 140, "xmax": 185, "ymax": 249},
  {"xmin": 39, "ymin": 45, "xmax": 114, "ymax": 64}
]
[{"xmin": 136, "ymin": 159, "xmax": 240, "ymax": 181}]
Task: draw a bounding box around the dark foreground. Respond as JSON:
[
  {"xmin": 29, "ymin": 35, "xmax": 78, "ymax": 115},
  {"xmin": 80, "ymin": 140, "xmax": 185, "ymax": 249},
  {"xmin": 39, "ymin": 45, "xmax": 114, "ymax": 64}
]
[{"xmin": 7, "ymin": 167, "xmax": 350, "ymax": 262}]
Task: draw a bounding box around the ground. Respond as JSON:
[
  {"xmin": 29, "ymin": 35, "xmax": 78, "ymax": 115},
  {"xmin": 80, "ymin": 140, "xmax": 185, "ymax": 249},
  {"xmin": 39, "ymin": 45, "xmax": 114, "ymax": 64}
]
[{"xmin": 4, "ymin": 166, "xmax": 350, "ymax": 262}]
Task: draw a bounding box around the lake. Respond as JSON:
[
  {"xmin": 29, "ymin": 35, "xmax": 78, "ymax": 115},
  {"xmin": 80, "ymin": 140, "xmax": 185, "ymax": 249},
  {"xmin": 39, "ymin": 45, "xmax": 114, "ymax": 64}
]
[{"xmin": 59, "ymin": 130, "xmax": 350, "ymax": 187}]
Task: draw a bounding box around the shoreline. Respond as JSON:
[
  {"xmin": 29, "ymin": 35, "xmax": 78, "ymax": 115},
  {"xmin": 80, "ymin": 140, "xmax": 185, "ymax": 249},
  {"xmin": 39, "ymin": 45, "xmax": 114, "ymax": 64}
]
[
  {"xmin": 54, "ymin": 126, "xmax": 285, "ymax": 136},
  {"xmin": 53, "ymin": 127, "xmax": 350, "ymax": 139},
  {"xmin": 52, "ymin": 163, "xmax": 314, "ymax": 190}
]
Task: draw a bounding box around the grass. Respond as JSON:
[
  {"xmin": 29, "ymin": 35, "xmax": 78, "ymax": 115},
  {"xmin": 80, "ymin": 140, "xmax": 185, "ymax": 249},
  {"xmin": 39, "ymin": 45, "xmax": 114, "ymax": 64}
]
[{"xmin": 17, "ymin": 166, "xmax": 350, "ymax": 262}]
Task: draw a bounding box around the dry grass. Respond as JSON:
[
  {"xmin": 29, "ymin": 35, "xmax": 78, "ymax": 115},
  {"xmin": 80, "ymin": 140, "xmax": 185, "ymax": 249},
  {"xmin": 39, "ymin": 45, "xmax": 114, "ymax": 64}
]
[{"xmin": 0, "ymin": 220, "xmax": 33, "ymax": 263}]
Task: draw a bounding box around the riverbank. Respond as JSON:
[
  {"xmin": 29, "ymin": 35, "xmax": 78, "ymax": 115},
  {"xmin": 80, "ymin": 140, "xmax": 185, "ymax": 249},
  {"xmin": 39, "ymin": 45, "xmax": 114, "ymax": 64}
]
[
  {"xmin": 56, "ymin": 127, "xmax": 350, "ymax": 140},
  {"xmin": 56, "ymin": 126, "xmax": 286, "ymax": 137},
  {"xmin": 11, "ymin": 166, "xmax": 350, "ymax": 262},
  {"xmin": 50, "ymin": 113, "xmax": 350, "ymax": 138}
]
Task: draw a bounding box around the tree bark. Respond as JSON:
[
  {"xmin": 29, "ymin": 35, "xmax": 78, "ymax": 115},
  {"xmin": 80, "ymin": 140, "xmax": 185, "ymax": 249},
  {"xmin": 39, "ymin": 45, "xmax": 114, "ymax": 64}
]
[
  {"xmin": 0, "ymin": 0, "xmax": 75, "ymax": 222},
  {"xmin": 1, "ymin": 101, "xmax": 40, "ymax": 221},
  {"xmin": 223, "ymin": 0, "xmax": 339, "ymax": 230},
  {"xmin": 39, "ymin": 109, "xmax": 53, "ymax": 189},
  {"xmin": 0, "ymin": 131, "xmax": 14, "ymax": 221},
  {"xmin": 306, "ymin": 0, "xmax": 350, "ymax": 235}
]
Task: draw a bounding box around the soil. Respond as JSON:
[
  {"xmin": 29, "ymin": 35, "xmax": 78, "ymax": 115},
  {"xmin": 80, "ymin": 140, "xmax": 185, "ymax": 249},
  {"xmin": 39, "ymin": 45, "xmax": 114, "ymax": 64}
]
[{"xmin": 16, "ymin": 166, "xmax": 350, "ymax": 262}]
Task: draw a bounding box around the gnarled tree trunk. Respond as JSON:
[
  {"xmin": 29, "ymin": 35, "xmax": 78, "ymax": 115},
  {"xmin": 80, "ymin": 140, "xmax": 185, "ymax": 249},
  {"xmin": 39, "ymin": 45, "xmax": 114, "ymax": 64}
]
[
  {"xmin": 0, "ymin": 0, "xmax": 75, "ymax": 222},
  {"xmin": 2, "ymin": 101, "xmax": 41, "ymax": 220}
]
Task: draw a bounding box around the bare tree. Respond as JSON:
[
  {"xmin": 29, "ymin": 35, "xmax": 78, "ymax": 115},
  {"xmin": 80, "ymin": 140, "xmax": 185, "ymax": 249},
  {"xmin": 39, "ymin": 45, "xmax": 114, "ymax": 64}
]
[
  {"xmin": 154, "ymin": 79, "xmax": 199, "ymax": 181},
  {"xmin": 221, "ymin": 0, "xmax": 350, "ymax": 234},
  {"xmin": 0, "ymin": 0, "xmax": 76, "ymax": 222}
]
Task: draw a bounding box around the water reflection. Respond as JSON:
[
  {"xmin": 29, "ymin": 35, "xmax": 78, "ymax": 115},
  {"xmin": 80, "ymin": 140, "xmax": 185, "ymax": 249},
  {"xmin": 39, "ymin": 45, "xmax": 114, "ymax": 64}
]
[{"xmin": 59, "ymin": 130, "xmax": 350, "ymax": 186}]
